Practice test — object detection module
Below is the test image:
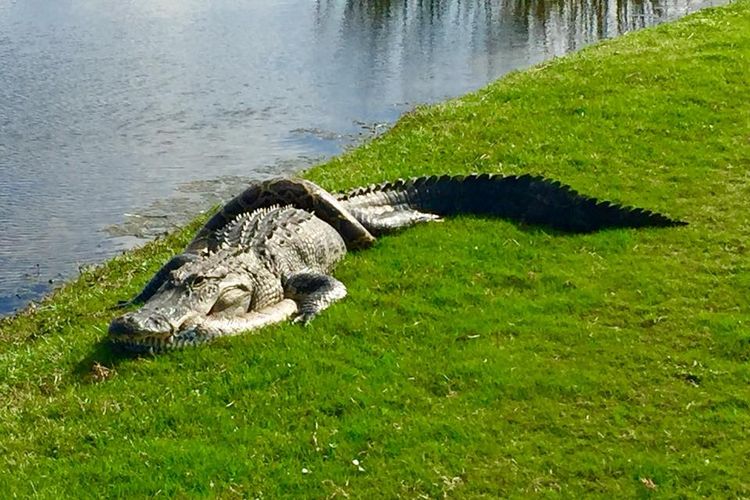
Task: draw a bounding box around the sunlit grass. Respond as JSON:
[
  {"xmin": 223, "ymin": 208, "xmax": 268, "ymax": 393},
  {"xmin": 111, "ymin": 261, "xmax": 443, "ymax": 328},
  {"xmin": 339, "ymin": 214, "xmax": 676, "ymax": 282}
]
[{"xmin": 1, "ymin": 2, "xmax": 749, "ymax": 496}]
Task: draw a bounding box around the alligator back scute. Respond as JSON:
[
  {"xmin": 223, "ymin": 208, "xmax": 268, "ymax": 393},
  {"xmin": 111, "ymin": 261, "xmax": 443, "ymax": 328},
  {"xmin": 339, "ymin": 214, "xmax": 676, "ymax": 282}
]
[{"xmin": 189, "ymin": 178, "xmax": 376, "ymax": 254}]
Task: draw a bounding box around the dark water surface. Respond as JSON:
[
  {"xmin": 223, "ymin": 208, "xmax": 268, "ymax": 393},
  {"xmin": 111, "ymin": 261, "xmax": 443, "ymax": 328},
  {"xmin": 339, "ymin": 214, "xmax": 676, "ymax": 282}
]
[{"xmin": 0, "ymin": 0, "xmax": 721, "ymax": 314}]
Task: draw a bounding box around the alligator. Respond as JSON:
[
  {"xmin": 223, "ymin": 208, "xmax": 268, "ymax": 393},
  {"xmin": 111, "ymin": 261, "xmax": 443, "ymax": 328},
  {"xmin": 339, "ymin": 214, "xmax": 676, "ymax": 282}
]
[{"xmin": 109, "ymin": 174, "xmax": 685, "ymax": 352}]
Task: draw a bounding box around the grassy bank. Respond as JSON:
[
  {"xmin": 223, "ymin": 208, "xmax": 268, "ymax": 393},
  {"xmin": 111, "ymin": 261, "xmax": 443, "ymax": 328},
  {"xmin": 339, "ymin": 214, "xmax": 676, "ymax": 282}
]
[{"xmin": 1, "ymin": 1, "xmax": 749, "ymax": 496}]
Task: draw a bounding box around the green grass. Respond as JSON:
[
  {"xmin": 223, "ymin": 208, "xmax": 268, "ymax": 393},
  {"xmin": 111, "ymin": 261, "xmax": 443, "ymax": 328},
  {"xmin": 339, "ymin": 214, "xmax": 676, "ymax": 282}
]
[{"xmin": 2, "ymin": 2, "xmax": 750, "ymax": 497}]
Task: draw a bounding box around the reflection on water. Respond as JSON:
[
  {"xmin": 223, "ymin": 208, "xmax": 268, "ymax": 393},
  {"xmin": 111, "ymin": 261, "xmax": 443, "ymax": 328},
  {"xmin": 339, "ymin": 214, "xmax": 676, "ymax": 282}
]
[{"xmin": 0, "ymin": 0, "xmax": 722, "ymax": 314}]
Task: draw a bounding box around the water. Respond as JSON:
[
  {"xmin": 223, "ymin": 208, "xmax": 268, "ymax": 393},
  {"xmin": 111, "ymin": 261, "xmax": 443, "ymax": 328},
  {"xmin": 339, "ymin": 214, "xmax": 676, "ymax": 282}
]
[{"xmin": 0, "ymin": 0, "xmax": 722, "ymax": 315}]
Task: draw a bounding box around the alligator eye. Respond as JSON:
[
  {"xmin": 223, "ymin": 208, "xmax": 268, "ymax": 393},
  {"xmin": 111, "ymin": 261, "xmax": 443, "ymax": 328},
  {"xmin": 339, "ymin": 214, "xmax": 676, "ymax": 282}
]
[{"xmin": 192, "ymin": 277, "xmax": 206, "ymax": 287}]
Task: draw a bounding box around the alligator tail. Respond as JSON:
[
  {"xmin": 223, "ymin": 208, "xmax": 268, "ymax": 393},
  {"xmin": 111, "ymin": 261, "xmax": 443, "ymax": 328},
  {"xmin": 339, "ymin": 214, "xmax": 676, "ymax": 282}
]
[{"xmin": 337, "ymin": 173, "xmax": 686, "ymax": 235}]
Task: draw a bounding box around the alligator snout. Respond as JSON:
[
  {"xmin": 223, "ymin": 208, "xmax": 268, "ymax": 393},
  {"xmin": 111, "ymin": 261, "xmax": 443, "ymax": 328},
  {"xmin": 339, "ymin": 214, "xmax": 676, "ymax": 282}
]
[{"xmin": 109, "ymin": 310, "xmax": 175, "ymax": 337}]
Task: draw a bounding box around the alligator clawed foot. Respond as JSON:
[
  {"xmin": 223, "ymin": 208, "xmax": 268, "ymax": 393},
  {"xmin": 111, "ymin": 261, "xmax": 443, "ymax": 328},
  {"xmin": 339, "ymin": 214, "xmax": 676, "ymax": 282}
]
[{"xmin": 292, "ymin": 313, "xmax": 315, "ymax": 326}]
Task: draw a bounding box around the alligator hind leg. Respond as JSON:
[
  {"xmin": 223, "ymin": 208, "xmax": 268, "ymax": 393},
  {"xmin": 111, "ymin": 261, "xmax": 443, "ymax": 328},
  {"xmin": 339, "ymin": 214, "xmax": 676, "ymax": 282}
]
[
  {"xmin": 283, "ymin": 272, "xmax": 347, "ymax": 325},
  {"xmin": 348, "ymin": 207, "xmax": 441, "ymax": 235}
]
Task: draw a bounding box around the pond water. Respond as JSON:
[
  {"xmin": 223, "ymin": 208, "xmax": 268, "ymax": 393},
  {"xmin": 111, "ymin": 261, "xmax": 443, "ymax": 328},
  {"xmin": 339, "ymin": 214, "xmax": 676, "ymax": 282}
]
[{"xmin": 0, "ymin": 0, "xmax": 722, "ymax": 315}]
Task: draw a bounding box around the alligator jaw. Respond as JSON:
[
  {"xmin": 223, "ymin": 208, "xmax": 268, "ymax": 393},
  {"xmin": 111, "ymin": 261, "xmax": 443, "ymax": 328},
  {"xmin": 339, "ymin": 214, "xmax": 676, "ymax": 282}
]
[
  {"xmin": 108, "ymin": 309, "xmax": 199, "ymax": 353},
  {"xmin": 108, "ymin": 300, "xmax": 300, "ymax": 353}
]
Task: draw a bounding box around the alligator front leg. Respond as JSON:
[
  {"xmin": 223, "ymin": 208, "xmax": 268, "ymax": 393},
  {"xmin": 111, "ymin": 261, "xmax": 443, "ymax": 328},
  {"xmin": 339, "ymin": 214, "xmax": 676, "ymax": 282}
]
[{"xmin": 284, "ymin": 272, "xmax": 347, "ymax": 325}]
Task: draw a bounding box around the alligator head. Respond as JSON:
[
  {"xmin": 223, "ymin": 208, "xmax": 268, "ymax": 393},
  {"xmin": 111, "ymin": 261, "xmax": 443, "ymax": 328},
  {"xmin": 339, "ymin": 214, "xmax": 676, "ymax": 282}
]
[{"xmin": 109, "ymin": 252, "xmax": 267, "ymax": 352}]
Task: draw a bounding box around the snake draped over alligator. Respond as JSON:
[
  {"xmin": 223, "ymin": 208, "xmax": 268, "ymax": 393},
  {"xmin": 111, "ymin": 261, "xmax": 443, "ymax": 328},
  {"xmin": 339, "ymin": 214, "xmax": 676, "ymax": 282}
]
[{"xmin": 109, "ymin": 173, "xmax": 685, "ymax": 352}]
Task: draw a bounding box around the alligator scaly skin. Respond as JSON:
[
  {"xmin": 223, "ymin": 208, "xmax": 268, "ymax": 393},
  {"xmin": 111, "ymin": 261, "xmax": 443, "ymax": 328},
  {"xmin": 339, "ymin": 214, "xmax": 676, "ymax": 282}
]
[{"xmin": 109, "ymin": 174, "xmax": 685, "ymax": 352}]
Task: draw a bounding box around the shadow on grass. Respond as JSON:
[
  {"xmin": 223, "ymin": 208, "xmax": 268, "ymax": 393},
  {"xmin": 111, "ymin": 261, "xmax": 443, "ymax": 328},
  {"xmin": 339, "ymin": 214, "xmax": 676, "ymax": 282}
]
[{"xmin": 73, "ymin": 334, "xmax": 151, "ymax": 383}]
